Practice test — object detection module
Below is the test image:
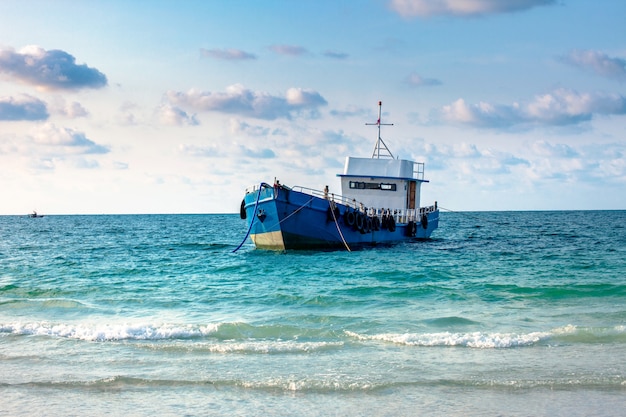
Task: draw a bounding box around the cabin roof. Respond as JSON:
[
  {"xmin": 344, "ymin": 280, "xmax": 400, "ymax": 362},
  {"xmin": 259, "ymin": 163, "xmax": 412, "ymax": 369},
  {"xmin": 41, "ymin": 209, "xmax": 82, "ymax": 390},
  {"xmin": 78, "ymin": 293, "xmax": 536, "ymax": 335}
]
[{"xmin": 337, "ymin": 157, "xmax": 427, "ymax": 182}]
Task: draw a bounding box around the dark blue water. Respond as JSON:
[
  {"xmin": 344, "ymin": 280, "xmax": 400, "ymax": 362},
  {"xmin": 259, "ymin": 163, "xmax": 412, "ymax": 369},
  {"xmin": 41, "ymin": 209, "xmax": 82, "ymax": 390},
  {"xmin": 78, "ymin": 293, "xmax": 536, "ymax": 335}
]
[{"xmin": 1, "ymin": 211, "xmax": 625, "ymax": 416}]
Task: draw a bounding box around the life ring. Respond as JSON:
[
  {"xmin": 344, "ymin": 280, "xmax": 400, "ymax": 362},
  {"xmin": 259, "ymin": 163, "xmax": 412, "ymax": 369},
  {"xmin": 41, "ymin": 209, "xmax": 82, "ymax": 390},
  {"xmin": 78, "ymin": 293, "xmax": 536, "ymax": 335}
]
[
  {"xmin": 239, "ymin": 199, "xmax": 247, "ymax": 219},
  {"xmin": 421, "ymin": 214, "xmax": 428, "ymax": 229}
]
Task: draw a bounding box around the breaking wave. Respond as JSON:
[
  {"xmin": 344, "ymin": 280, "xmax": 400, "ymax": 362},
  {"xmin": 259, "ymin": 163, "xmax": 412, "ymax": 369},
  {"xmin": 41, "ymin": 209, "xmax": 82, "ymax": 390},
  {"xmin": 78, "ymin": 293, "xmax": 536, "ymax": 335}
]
[
  {"xmin": 345, "ymin": 324, "xmax": 626, "ymax": 348},
  {"xmin": 3, "ymin": 321, "xmax": 625, "ymax": 349}
]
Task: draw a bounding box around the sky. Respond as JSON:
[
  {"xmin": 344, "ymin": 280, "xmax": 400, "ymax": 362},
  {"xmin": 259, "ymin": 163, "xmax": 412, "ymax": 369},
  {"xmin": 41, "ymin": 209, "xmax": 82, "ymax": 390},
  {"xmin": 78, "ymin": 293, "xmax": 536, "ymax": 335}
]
[{"xmin": 1, "ymin": 0, "xmax": 625, "ymax": 214}]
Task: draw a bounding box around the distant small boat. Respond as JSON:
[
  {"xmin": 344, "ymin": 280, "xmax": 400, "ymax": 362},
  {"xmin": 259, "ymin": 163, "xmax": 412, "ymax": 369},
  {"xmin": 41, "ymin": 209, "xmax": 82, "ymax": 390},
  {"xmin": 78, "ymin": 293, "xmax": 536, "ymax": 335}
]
[
  {"xmin": 236, "ymin": 101, "xmax": 439, "ymax": 251},
  {"xmin": 28, "ymin": 211, "xmax": 44, "ymax": 218}
]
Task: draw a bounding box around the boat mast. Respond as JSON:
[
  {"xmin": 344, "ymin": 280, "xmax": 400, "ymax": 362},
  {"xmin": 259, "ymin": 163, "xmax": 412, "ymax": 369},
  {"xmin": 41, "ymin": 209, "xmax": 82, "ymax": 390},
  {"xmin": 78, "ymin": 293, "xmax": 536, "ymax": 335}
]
[{"xmin": 366, "ymin": 100, "xmax": 394, "ymax": 159}]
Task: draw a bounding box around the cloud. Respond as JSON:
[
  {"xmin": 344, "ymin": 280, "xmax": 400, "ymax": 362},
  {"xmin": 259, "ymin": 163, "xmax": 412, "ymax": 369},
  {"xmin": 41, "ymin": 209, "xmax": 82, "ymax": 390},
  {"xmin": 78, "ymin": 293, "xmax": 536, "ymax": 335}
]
[
  {"xmin": 438, "ymin": 88, "xmax": 626, "ymax": 128},
  {"xmin": 0, "ymin": 45, "xmax": 107, "ymax": 90},
  {"xmin": 561, "ymin": 49, "xmax": 626, "ymax": 80},
  {"xmin": 523, "ymin": 140, "xmax": 618, "ymax": 183},
  {"xmin": 388, "ymin": 0, "xmax": 555, "ymax": 18},
  {"xmin": 323, "ymin": 50, "xmax": 349, "ymax": 59},
  {"xmin": 330, "ymin": 105, "xmax": 369, "ymax": 119},
  {"xmin": 200, "ymin": 48, "xmax": 257, "ymax": 61},
  {"xmin": 239, "ymin": 146, "xmax": 276, "ymax": 159},
  {"xmin": 531, "ymin": 140, "xmax": 579, "ymax": 158},
  {"xmin": 0, "ymin": 94, "xmax": 48, "ymax": 121},
  {"xmin": 179, "ymin": 142, "xmax": 275, "ymax": 159},
  {"xmin": 47, "ymin": 97, "xmax": 89, "ymax": 118},
  {"xmin": 158, "ymin": 104, "xmax": 199, "ymax": 126},
  {"xmin": 179, "ymin": 144, "xmax": 223, "ymax": 158},
  {"xmin": 61, "ymin": 101, "xmax": 89, "ymax": 118},
  {"xmin": 269, "ymin": 44, "xmax": 308, "ymax": 56},
  {"xmin": 165, "ymin": 84, "xmax": 327, "ymax": 120},
  {"xmin": 229, "ymin": 119, "xmax": 271, "ymax": 136},
  {"xmin": 405, "ymin": 72, "xmax": 442, "ymax": 87},
  {"xmin": 116, "ymin": 101, "xmax": 140, "ymax": 126},
  {"xmin": 32, "ymin": 123, "xmax": 109, "ymax": 154}
]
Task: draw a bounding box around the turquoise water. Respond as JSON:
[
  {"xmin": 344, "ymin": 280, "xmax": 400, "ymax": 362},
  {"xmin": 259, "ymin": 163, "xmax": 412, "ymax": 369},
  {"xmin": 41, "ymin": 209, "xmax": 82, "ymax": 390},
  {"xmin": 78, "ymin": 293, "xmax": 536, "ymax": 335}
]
[{"xmin": 1, "ymin": 211, "xmax": 625, "ymax": 416}]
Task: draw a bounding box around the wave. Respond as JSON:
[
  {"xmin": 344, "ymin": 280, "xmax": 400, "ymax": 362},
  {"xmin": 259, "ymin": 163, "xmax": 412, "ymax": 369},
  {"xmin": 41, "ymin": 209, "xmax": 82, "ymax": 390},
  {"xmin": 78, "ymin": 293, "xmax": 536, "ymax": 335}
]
[
  {"xmin": 345, "ymin": 324, "xmax": 626, "ymax": 349},
  {"xmin": 2, "ymin": 320, "xmax": 625, "ymax": 349},
  {"xmin": 0, "ymin": 321, "xmax": 344, "ymax": 354},
  {"xmin": 0, "ymin": 298, "xmax": 90, "ymax": 310},
  {"xmin": 0, "ymin": 321, "xmax": 221, "ymax": 341},
  {"xmin": 345, "ymin": 330, "xmax": 550, "ymax": 348},
  {"xmin": 4, "ymin": 374, "xmax": 625, "ymax": 393}
]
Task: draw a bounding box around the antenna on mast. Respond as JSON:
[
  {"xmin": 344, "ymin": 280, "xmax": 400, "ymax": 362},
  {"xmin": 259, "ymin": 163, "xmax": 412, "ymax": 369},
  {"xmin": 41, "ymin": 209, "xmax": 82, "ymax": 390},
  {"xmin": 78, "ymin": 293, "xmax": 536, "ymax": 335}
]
[{"xmin": 365, "ymin": 101, "xmax": 394, "ymax": 159}]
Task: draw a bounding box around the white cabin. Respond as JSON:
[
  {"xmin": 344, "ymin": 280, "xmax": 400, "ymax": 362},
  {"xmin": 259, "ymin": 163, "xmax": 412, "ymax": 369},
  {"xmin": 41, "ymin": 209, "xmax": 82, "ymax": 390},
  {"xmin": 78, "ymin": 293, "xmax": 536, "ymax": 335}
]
[{"xmin": 337, "ymin": 157, "xmax": 427, "ymax": 211}]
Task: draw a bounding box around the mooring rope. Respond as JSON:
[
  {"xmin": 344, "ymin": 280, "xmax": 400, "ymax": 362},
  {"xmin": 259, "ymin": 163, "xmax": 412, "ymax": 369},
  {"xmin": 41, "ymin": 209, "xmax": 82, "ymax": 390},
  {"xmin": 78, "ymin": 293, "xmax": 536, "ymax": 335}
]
[
  {"xmin": 233, "ymin": 185, "xmax": 355, "ymax": 252},
  {"xmin": 329, "ymin": 200, "xmax": 351, "ymax": 252},
  {"xmin": 232, "ymin": 183, "xmax": 266, "ymax": 253},
  {"xmin": 274, "ymin": 197, "xmax": 315, "ymax": 226}
]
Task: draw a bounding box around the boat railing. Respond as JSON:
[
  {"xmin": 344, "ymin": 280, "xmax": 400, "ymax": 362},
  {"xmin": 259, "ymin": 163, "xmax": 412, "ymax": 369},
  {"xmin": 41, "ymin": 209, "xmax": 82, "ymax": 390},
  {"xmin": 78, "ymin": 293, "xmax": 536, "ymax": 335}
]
[
  {"xmin": 291, "ymin": 185, "xmax": 438, "ymax": 224},
  {"xmin": 245, "ymin": 183, "xmax": 271, "ymax": 194},
  {"xmin": 370, "ymin": 204, "xmax": 437, "ymax": 224},
  {"xmin": 291, "ymin": 185, "xmax": 355, "ymax": 207},
  {"xmin": 250, "ymin": 183, "xmax": 438, "ymax": 225}
]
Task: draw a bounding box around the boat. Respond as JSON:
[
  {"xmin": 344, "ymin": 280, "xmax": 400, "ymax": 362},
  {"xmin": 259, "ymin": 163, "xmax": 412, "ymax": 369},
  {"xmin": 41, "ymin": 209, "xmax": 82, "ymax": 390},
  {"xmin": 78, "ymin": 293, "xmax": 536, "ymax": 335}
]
[
  {"xmin": 236, "ymin": 101, "xmax": 439, "ymax": 251},
  {"xmin": 28, "ymin": 211, "xmax": 44, "ymax": 218}
]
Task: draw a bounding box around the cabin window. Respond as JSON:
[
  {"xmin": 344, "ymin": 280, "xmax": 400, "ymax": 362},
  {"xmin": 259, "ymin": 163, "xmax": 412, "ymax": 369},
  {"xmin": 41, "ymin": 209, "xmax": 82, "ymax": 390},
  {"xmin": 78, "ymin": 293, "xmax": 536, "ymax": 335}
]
[{"xmin": 349, "ymin": 181, "xmax": 396, "ymax": 191}]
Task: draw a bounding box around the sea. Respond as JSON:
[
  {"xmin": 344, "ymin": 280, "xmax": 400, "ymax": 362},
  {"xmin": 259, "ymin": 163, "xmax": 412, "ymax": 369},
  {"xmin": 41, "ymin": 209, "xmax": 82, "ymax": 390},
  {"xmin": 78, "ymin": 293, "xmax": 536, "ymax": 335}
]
[{"xmin": 1, "ymin": 210, "xmax": 625, "ymax": 417}]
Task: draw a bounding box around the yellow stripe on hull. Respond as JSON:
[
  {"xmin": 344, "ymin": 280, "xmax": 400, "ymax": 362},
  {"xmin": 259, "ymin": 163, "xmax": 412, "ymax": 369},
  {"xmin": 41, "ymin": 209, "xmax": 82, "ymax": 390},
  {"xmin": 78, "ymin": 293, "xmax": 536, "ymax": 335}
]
[{"xmin": 251, "ymin": 231, "xmax": 285, "ymax": 251}]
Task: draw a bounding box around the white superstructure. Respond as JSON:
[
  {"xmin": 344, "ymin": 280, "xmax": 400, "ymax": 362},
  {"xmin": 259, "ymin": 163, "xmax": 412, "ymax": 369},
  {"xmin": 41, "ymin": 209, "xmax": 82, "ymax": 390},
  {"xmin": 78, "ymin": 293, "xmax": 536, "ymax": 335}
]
[{"xmin": 337, "ymin": 101, "xmax": 428, "ymax": 212}]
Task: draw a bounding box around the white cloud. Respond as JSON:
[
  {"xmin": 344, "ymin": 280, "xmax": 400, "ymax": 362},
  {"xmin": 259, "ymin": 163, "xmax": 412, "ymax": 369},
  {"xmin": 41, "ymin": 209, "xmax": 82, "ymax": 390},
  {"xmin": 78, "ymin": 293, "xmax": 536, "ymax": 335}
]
[
  {"xmin": 0, "ymin": 45, "xmax": 107, "ymax": 90},
  {"xmin": 48, "ymin": 97, "xmax": 89, "ymax": 118},
  {"xmin": 389, "ymin": 0, "xmax": 555, "ymax": 17},
  {"xmin": 0, "ymin": 94, "xmax": 48, "ymax": 121},
  {"xmin": 158, "ymin": 104, "xmax": 199, "ymax": 126},
  {"xmin": 32, "ymin": 123, "xmax": 109, "ymax": 154},
  {"xmin": 420, "ymin": 139, "xmax": 625, "ymax": 200},
  {"xmin": 179, "ymin": 142, "xmax": 275, "ymax": 159},
  {"xmin": 179, "ymin": 144, "xmax": 224, "ymax": 158},
  {"xmin": 531, "ymin": 141, "xmax": 579, "ymax": 158},
  {"xmin": 63, "ymin": 101, "xmax": 89, "ymax": 118},
  {"xmin": 165, "ymin": 84, "xmax": 327, "ymax": 120},
  {"xmin": 0, "ymin": 123, "xmax": 110, "ymax": 175},
  {"xmin": 561, "ymin": 49, "xmax": 626, "ymax": 80},
  {"xmin": 285, "ymin": 87, "xmax": 326, "ymax": 106},
  {"xmin": 438, "ymin": 88, "xmax": 626, "ymax": 128}
]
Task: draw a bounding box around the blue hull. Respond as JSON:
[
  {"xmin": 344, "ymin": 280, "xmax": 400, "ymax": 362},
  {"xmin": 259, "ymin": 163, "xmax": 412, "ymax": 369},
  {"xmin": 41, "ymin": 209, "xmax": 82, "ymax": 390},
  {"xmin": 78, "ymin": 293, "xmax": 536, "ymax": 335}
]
[{"xmin": 242, "ymin": 184, "xmax": 438, "ymax": 250}]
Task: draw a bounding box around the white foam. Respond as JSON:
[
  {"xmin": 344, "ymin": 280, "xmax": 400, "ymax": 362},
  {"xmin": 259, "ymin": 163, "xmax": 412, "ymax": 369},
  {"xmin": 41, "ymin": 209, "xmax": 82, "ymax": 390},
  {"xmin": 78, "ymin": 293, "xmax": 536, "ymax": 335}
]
[
  {"xmin": 203, "ymin": 340, "xmax": 344, "ymax": 354},
  {"xmin": 345, "ymin": 329, "xmax": 551, "ymax": 348},
  {"xmin": 0, "ymin": 321, "xmax": 220, "ymax": 341},
  {"xmin": 0, "ymin": 322, "xmax": 345, "ymax": 353}
]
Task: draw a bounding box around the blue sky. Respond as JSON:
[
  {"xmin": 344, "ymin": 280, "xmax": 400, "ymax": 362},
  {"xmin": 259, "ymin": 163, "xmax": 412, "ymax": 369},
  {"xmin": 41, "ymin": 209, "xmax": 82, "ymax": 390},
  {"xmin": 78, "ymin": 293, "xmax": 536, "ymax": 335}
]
[{"xmin": 1, "ymin": 0, "xmax": 625, "ymax": 214}]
